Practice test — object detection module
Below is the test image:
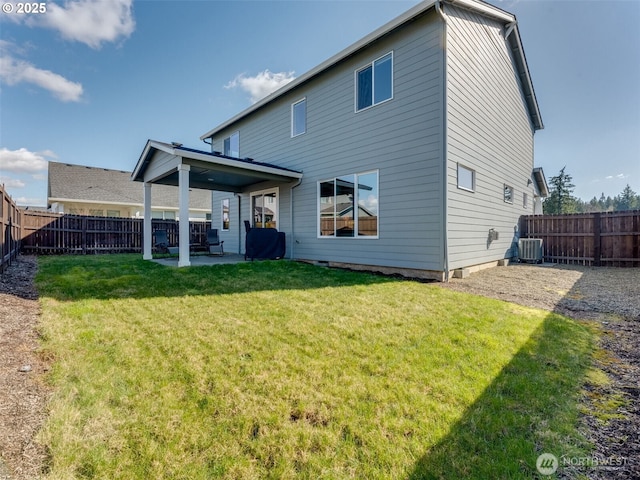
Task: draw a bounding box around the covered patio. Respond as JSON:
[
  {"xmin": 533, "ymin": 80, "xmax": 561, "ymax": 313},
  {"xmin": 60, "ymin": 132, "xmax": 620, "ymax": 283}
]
[{"xmin": 132, "ymin": 140, "xmax": 302, "ymax": 267}]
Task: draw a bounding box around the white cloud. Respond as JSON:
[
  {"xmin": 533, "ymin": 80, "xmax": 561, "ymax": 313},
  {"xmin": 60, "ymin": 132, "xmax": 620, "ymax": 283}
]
[
  {"xmin": 0, "ymin": 147, "xmax": 56, "ymax": 173},
  {"xmin": 0, "ymin": 177, "xmax": 26, "ymax": 188},
  {"xmin": 34, "ymin": 0, "xmax": 135, "ymax": 49},
  {"xmin": 605, "ymin": 173, "xmax": 628, "ymax": 180},
  {"xmin": 14, "ymin": 196, "xmax": 47, "ymax": 207},
  {"xmin": 225, "ymin": 70, "xmax": 296, "ymax": 103},
  {"xmin": 361, "ymin": 194, "xmax": 379, "ymax": 214},
  {"xmin": 0, "ymin": 54, "xmax": 84, "ymax": 101}
]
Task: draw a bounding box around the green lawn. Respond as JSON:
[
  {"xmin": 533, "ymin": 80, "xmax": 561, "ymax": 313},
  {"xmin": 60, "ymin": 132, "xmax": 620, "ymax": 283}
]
[{"xmin": 36, "ymin": 255, "xmax": 595, "ymax": 479}]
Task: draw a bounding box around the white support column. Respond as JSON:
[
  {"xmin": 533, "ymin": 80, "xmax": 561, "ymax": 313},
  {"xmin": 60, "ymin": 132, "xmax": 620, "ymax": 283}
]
[
  {"xmin": 143, "ymin": 182, "xmax": 153, "ymax": 260},
  {"xmin": 178, "ymin": 163, "xmax": 191, "ymax": 267}
]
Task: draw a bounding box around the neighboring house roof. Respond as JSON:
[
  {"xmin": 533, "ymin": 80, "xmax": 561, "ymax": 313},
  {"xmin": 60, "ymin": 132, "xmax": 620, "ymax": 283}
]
[
  {"xmin": 200, "ymin": 0, "xmax": 542, "ymax": 141},
  {"xmin": 48, "ymin": 161, "xmax": 211, "ymax": 210},
  {"xmin": 321, "ymin": 203, "xmax": 376, "ymax": 217}
]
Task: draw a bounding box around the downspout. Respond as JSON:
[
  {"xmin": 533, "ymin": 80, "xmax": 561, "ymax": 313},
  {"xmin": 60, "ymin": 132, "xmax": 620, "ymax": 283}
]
[
  {"xmin": 289, "ymin": 177, "xmax": 303, "ymax": 260},
  {"xmin": 436, "ymin": 0, "xmax": 450, "ymax": 282}
]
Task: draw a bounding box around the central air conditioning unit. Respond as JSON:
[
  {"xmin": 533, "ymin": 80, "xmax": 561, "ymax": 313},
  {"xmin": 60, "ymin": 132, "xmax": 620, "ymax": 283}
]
[{"xmin": 518, "ymin": 238, "xmax": 543, "ymax": 263}]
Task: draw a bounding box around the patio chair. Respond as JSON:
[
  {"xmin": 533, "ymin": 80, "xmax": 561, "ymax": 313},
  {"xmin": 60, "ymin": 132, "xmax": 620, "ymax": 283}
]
[
  {"xmin": 154, "ymin": 230, "xmax": 179, "ymax": 254},
  {"xmin": 206, "ymin": 228, "xmax": 224, "ymax": 256}
]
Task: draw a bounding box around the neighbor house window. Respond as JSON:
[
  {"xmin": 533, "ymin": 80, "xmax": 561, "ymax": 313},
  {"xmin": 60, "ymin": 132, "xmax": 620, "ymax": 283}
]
[
  {"xmin": 152, "ymin": 210, "xmax": 176, "ymax": 220},
  {"xmin": 319, "ymin": 171, "xmax": 379, "ymax": 238},
  {"xmin": 89, "ymin": 209, "xmax": 104, "ymax": 217},
  {"xmin": 223, "ymin": 132, "xmax": 239, "ymax": 157},
  {"xmin": 457, "ymin": 164, "xmax": 475, "ymax": 192},
  {"xmin": 523, "ymin": 193, "xmax": 529, "ymax": 209},
  {"xmin": 356, "ymin": 52, "xmax": 393, "ymax": 111},
  {"xmin": 106, "ymin": 210, "xmax": 120, "ymax": 217},
  {"xmin": 291, "ymin": 98, "xmax": 306, "ymax": 137},
  {"xmin": 504, "ymin": 184, "xmax": 514, "ymax": 204},
  {"xmin": 222, "ymin": 198, "xmax": 230, "ymax": 230}
]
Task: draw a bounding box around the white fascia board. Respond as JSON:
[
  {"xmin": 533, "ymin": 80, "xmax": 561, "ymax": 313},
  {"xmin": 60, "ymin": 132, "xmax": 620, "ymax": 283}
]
[
  {"xmin": 135, "ymin": 140, "xmax": 302, "ymax": 182},
  {"xmin": 509, "ymin": 24, "xmax": 544, "ymax": 130},
  {"xmin": 445, "ymin": 0, "xmax": 514, "ymax": 23},
  {"xmin": 199, "ymin": 0, "xmax": 438, "ymax": 141},
  {"xmin": 48, "ymin": 198, "xmax": 143, "ymax": 207},
  {"xmin": 199, "ymin": 0, "xmax": 541, "ymax": 138},
  {"xmin": 180, "ymin": 149, "xmax": 303, "ymax": 180}
]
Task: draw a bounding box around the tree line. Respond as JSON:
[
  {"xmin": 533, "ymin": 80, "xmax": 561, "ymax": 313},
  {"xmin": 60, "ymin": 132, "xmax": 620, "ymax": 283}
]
[{"xmin": 543, "ymin": 166, "xmax": 639, "ymax": 214}]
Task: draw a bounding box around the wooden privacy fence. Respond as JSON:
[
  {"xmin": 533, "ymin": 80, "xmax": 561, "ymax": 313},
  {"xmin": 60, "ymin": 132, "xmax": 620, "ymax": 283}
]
[
  {"xmin": 20, "ymin": 211, "xmax": 211, "ymax": 255},
  {"xmin": 1, "ymin": 185, "xmax": 22, "ymax": 273},
  {"xmin": 520, "ymin": 210, "xmax": 640, "ymax": 267}
]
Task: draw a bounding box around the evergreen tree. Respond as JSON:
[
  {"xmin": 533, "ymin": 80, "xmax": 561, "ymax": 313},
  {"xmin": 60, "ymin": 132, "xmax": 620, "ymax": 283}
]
[
  {"xmin": 616, "ymin": 184, "xmax": 639, "ymax": 211},
  {"xmin": 543, "ymin": 166, "xmax": 577, "ymax": 214}
]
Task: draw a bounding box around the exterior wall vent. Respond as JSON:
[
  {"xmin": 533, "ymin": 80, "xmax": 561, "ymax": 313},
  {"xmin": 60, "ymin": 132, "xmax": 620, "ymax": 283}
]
[{"xmin": 518, "ymin": 238, "xmax": 543, "ymax": 263}]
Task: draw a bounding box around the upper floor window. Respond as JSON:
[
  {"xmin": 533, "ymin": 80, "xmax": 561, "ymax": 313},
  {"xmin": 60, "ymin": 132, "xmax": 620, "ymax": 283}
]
[
  {"xmin": 356, "ymin": 52, "xmax": 393, "ymax": 111},
  {"xmin": 291, "ymin": 98, "xmax": 306, "ymax": 137},
  {"xmin": 223, "ymin": 132, "xmax": 239, "ymax": 157}
]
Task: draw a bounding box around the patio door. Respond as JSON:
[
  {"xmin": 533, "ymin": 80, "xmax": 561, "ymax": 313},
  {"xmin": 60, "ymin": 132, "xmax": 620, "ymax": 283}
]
[{"xmin": 251, "ymin": 187, "xmax": 278, "ymax": 228}]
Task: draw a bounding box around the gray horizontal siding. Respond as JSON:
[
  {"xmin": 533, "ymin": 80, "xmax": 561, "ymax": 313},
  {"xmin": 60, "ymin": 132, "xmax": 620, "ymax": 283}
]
[
  {"xmin": 211, "ymin": 10, "xmax": 445, "ymax": 272},
  {"xmin": 444, "ymin": 4, "xmax": 536, "ymax": 271}
]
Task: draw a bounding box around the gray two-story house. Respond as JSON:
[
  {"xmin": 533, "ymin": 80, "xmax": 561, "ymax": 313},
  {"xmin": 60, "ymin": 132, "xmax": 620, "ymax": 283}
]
[{"xmin": 133, "ymin": 0, "xmax": 547, "ymax": 280}]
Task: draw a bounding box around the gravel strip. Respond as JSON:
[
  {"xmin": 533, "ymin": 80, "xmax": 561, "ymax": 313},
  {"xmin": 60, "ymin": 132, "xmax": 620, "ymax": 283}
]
[
  {"xmin": 442, "ymin": 262, "xmax": 639, "ymax": 479},
  {"xmin": 0, "ymin": 256, "xmax": 50, "ymax": 480}
]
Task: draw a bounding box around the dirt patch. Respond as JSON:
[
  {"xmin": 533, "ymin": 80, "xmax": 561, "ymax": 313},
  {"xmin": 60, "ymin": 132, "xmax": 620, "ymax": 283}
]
[
  {"xmin": 0, "ymin": 256, "xmax": 50, "ymax": 480},
  {"xmin": 442, "ymin": 263, "xmax": 640, "ymax": 479}
]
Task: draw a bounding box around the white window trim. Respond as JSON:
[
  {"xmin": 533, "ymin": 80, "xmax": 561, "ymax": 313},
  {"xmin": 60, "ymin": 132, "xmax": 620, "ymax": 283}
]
[
  {"xmin": 291, "ymin": 97, "xmax": 306, "ymax": 137},
  {"xmin": 354, "ymin": 51, "xmax": 394, "ymax": 113},
  {"xmin": 456, "ymin": 163, "xmax": 475, "ymax": 192},
  {"xmin": 221, "ymin": 198, "xmax": 230, "ymax": 231},
  {"xmin": 223, "ymin": 131, "xmax": 240, "ymax": 157},
  {"xmin": 504, "ymin": 184, "xmax": 514, "ymax": 204},
  {"xmin": 250, "ymin": 186, "xmax": 279, "ymax": 228},
  {"xmin": 317, "ymin": 170, "xmax": 379, "ymax": 239}
]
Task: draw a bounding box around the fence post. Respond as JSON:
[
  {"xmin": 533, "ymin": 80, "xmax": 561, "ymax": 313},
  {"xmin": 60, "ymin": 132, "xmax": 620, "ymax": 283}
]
[
  {"xmin": 593, "ymin": 212, "xmax": 601, "ymax": 267},
  {"xmin": 82, "ymin": 216, "xmax": 88, "ymax": 254}
]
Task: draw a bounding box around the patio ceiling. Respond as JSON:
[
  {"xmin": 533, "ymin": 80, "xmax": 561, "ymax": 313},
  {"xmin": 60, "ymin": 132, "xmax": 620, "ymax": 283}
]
[{"xmin": 132, "ymin": 140, "xmax": 302, "ymax": 192}]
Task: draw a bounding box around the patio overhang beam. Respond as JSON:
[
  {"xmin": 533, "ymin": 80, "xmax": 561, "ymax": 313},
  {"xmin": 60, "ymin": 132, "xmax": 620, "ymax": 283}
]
[{"xmin": 132, "ymin": 140, "xmax": 302, "ymax": 189}]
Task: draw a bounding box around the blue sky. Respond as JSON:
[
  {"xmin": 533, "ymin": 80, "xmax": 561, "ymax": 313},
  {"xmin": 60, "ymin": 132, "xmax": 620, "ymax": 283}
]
[{"xmin": 1, "ymin": 0, "xmax": 638, "ymax": 206}]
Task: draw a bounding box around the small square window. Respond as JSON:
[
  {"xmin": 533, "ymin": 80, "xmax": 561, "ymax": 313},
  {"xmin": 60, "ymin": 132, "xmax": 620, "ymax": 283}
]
[
  {"xmin": 292, "ymin": 98, "xmax": 306, "ymax": 137},
  {"xmin": 457, "ymin": 164, "xmax": 475, "ymax": 192},
  {"xmin": 504, "ymin": 184, "xmax": 514, "ymax": 204}
]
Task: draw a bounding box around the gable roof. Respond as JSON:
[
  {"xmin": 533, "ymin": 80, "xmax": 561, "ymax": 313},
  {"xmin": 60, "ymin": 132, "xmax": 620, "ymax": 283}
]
[
  {"xmin": 200, "ymin": 0, "xmax": 542, "ymax": 141},
  {"xmin": 131, "ymin": 140, "xmax": 302, "ymax": 193},
  {"xmin": 48, "ymin": 161, "xmax": 211, "ymax": 210}
]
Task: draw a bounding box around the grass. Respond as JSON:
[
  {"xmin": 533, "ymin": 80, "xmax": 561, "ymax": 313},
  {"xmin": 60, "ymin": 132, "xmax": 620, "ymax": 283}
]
[{"xmin": 35, "ymin": 254, "xmax": 595, "ymax": 479}]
